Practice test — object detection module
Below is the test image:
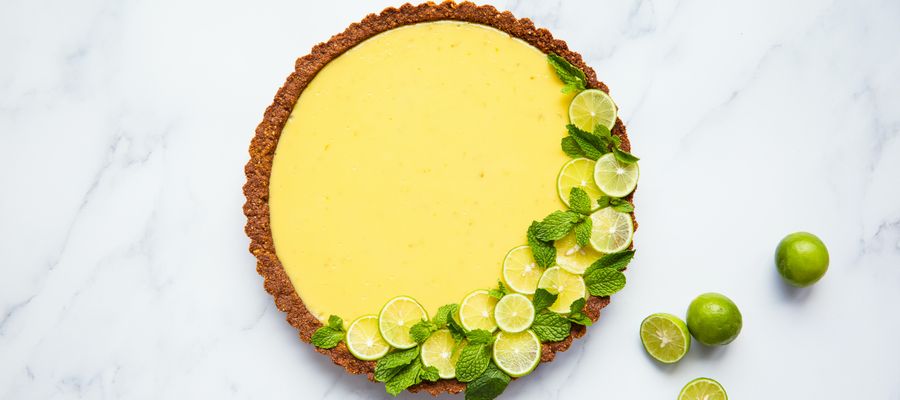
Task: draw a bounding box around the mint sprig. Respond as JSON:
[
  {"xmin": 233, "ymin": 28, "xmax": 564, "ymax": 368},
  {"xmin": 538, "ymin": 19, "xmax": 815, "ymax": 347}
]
[
  {"xmin": 567, "ymin": 298, "xmax": 592, "ymax": 326},
  {"xmin": 487, "ymin": 281, "xmax": 508, "ymax": 299},
  {"xmin": 464, "ymin": 362, "xmax": 511, "ymax": 400},
  {"xmin": 311, "ymin": 315, "xmax": 345, "ymax": 349},
  {"xmin": 583, "ymin": 250, "xmax": 634, "ymax": 296},
  {"xmin": 547, "ymin": 53, "xmax": 587, "ymax": 94},
  {"xmin": 410, "ymin": 320, "xmax": 438, "ymax": 344},
  {"xmin": 374, "ymin": 346, "xmax": 420, "ymax": 382},
  {"xmin": 534, "ymin": 210, "xmax": 583, "ymax": 241},
  {"xmin": 527, "ymin": 222, "xmax": 556, "ymax": 268},
  {"xmin": 597, "ymin": 196, "xmax": 634, "ymax": 213},
  {"xmin": 561, "ymin": 123, "xmax": 638, "ymax": 165},
  {"xmin": 568, "ymin": 187, "xmax": 592, "ymax": 215},
  {"xmin": 384, "ymin": 358, "xmax": 440, "ymax": 395},
  {"xmin": 532, "ymin": 288, "xmax": 558, "ymax": 312},
  {"xmin": 574, "ymin": 218, "xmax": 592, "ymax": 247},
  {"xmin": 455, "ymin": 342, "xmax": 492, "ymax": 382},
  {"xmin": 532, "ymin": 310, "xmax": 571, "ymax": 342}
]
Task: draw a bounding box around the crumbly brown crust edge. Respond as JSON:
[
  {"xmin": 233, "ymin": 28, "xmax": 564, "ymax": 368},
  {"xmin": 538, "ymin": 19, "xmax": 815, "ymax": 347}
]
[{"xmin": 243, "ymin": 1, "xmax": 635, "ymax": 396}]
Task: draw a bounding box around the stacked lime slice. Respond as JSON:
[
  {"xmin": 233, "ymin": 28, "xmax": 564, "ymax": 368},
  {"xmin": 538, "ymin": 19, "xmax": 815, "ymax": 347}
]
[
  {"xmin": 557, "ymin": 158, "xmax": 603, "ymax": 209},
  {"xmin": 593, "ymin": 153, "xmax": 638, "ymax": 198},
  {"xmin": 589, "ymin": 207, "xmax": 634, "ymax": 253},
  {"xmin": 537, "ymin": 266, "xmax": 586, "ymax": 314},
  {"xmin": 502, "ymin": 246, "xmax": 543, "ymax": 294},
  {"xmin": 378, "ymin": 296, "xmax": 428, "ymax": 349},
  {"xmin": 346, "ymin": 315, "xmax": 391, "ymax": 360},
  {"xmin": 492, "ymin": 330, "xmax": 541, "ymax": 377},
  {"xmin": 459, "ymin": 290, "xmax": 499, "ymax": 332},
  {"xmin": 555, "ymin": 231, "xmax": 603, "ymax": 275},
  {"xmin": 569, "ymin": 89, "xmax": 617, "ymax": 132},
  {"xmin": 493, "ymin": 293, "xmax": 535, "ymax": 333},
  {"xmin": 420, "ymin": 330, "xmax": 462, "ymax": 379}
]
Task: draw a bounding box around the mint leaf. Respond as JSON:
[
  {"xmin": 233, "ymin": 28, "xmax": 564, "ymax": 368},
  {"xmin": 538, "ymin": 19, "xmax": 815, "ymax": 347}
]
[
  {"xmin": 488, "ymin": 281, "xmax": 508, "ymax": 299},
  {"xmin": 374, "ymin": 347, "xmax": 419, "ymax": 382},
  {"xmin": 567, "ymin": 298, "xmax": 592, "ymax": 326},
  {"xmin": 421, "ymin": 364, "xmax": 441, "ymax": 382},
  {"xmin": 561, "ymin": 136, "xmax": 584, "ymax": 158},
  {"xmin": 569, "ymin": 187, "xmax": 592, "ymax": 215},
  {"xmin": 532, "ymin": 310, "xmax": 571, "ymax": 342},
  {"xmin": 455, "ymin": 343, "xmax": 492, "ymax": 382},
  {"xmin": 532, "ymin": 288, "xmax": 558, "ymax": 313},
  {"xmin": 310, "ymin": 326, "xmax": 344, "ymax": 349},
  {"xmin": 384, "ymin": 358, "xmax": 437, "ymax": 395},
  {"xmin": 567, "ymin": 124, "xmax": 602, "ymax": 160},
  {"xmin": 434, "ymin": 303, "xmax": 459, "ymax": 328},
  {"xmin": 597, "ymin": 196, "xmax": 634, "ymax": 213},
  {"xmin": 591, "ymin": 250, "xmax": 635, "ymax": 271},
  {"xmin": 466, "ymin": 329, "xmax": 494, "ymax": 345},
  {"xmin": 465, "ymin": 362, "xmax": 511, "ymax": 400},
  {"xmin": 547, "ymin": 53, "xmax": 586, "ymax": 93},
  {"xmin": 448, "ymin": 315, "xmax": 466, "ymax": 342},
  {"xmin": 574, "ymin": 218, "xmax": 592, "ymax": 248},
  {"xmin": 327, "ymin": 315, "xmax": 343, "ymax": 330},
  {"xmin": 410, "ymin": 320, "xmax": 437, "ymax": 344},
  {"xmin": 612, "ymin": 146, "xmax": 640, "ymax": 164},
  {"xmin": 535, "ymin": 210, "xmax": 582, "ymax": 241},
  {"xmin": 527, "ymin": 222, "xmax": 556, "ymax": 268},
  {"xmin": 583, "ymin": 267, "xmax": 626, "ymax": 297}
]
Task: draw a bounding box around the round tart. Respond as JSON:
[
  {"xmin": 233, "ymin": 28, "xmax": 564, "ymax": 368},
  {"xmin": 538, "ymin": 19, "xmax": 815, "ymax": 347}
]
[{"xmin": 243, "ymin": 2, "xmax": 636, "ymax": 396}]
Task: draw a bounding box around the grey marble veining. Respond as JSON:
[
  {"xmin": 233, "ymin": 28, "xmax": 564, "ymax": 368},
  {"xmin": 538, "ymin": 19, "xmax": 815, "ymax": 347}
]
[{"xmin": 1, "ymin": 0, "xmax": 898, "ymax": 398}]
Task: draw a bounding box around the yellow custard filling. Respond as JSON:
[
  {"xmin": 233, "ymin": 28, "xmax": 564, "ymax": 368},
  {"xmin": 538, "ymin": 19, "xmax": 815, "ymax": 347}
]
[{"xmin": 269, "ymin": 21, "xmax": 571, "ymax": 322}]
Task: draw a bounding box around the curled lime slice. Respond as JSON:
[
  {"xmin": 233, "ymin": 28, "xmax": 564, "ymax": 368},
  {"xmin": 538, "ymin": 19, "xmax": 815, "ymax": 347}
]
[
  {"xmin": 569, "ymin": 89, "xmax": 617, "ymax": 132},
  {"xmin": 378, "ymin": 296, "xmax": 428, "ymax": 349},
  {"xmin": 346, "ymin": 315, "xmax": 391, "ymax": 361}
]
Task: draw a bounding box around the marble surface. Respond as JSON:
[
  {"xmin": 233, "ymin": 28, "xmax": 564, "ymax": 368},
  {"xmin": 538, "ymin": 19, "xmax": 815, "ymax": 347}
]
[{"xmin": 2, "ymin": 0, "xmax": 899, "ymax": 398}]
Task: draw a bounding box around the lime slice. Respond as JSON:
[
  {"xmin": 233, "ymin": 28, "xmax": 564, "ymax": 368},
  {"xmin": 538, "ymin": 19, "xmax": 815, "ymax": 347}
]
[
  {"xmin": 492, "ymin": 330, "xmax": 541, "ymax": 377},
  {"xmin": 537, "ymin": 266, "xmax": 586, "ymax": 314},
  {"xmin": 421, "ymin": 329, "xmax": 462, "ymax": 379},
  {"xmin": 459, "ymin": 290, "xmax": 499, "ymax": 332},
  {"xmin": 589, "ymin": 207, "xmax": 633, "ymax": 253},
  {"xmin": 569, "ymin": 89, "xmax": 617, "ymax": 132},
  {"xmin": 555, "ymin": 231, "xmax": 603, "ymax": 275},
  {"xmin": 493, "ymin": 293, "xmax": 535, "ymax": 333},
  {"xmin": 502, "ymin": 246, "xmax": 543, "ymax": 295},
  {"xmin": 557, "ymin": 158, "xmax": 604, "ymax": 210},
  {"xmin": 679, "ymin": 378, "xmax": 728, "ymax": 400},
  {"xmin": 640, "ymin": 313, "xmax": 690, "ymax": 364},
  {"xmin": 346, "ymin": 315, "xmax": 391, "ymax": 361},
  {"xmin": 593, "ymin": 152, "xmax": 638, "ymax": 198},
  {"xmin": 378, "ymin": 296, "xmax": 428, "ymax": 349}
]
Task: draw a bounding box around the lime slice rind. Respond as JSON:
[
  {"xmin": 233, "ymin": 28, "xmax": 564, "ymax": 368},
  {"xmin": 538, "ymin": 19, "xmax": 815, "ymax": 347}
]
[
  {"xmin": 640, "ymin": 313, "xmax": 690, "ymax": 364},
  {"xmin": 569, "ymin": 89, "xmax": 617, "ymax": 133},
  {"xmin": 378, "ymin": 296, "xmax": 428, "ymax": 349},
  {"xmin": 346, "ymin": 315, "xmax": 391, "ymax": 361},
  {"xmin": 492, "ymin": 330, "xmax": 541, "ymax": 377}
]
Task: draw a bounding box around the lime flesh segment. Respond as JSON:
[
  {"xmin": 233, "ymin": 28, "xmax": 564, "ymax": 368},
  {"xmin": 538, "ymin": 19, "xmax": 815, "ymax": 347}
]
[
  {"xmin": 492, "ymin": 330, "xmax": 541, "ymax": 377},
  {"xmin": 537, "ymin": 266, "xmax": 586, "ymax": 314},
  {"xmin": 679, "ymin": 378, "xmax": 728, "ymax": 400},
  {"xmin": 593, "ymin": 152, "xmax": 639, "ymax": 198},
  {"xmin": 378, "ymin": 296, "xmax": 428, "ymax": 349},
  {"xmin": 555, "ymin": 231, "xmax": 603, "ymax": 275},
  {"xmin": 557, "ymin": 158, "xmax": 604, "ymax": 210},
  {"xmin": 640, "ymin": 313, "xmax": 690, "ymax": 364},
  {"xmin": 346, "ymin": 315, "xmax": 391, "ymax": 361},
  {"xmin": 502, "ymin": 245, "xmax": 543, "ymax": 295},
  {"xmin": 459, "ymin": 290, "xmax": 499, "ymax": 332},
  {"xmin": 568, "ymin": 89, "xmax": 617, "ymax": 132},
  {"xmin": 494, "ymin": 293, "xmax": 535, "ymax": 333},
  {"xmin": 589, "ymin": 207, "xmax": 633, "ymax": 253},
  {"xmin": 421, "ymin": 330, "xmax": 462, "ymax": 379}
]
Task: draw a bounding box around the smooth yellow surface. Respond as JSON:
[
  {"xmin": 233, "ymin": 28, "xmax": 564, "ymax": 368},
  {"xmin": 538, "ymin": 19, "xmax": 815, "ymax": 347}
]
[{"xmin": 269, "ymin": 21, "xmax": 570, "ymax": 322}]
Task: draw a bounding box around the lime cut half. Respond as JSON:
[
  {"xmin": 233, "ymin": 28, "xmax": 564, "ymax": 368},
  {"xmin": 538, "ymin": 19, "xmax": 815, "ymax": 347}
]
[
  {"xmin": 492, "ymin": 330, "xmax": 541, "ymax": 377},
  {"xmin": 346, "ymin": 315, "xmax": 391, "ymax": 361},
  {"xmin": 459, "ymin": 290, "xmax": 499, "ymax": 332},
  {"xmin": 569, "ymin": 89, "xmax": 617, "ymax": 132},
  {"xmin": 555, "ymin": 231, "xmax": 603, "ymax": 275},
  {"xmin": 421, "ymin": 329, "xmax": 462, "ymax": 379},
  {"xmin": 493, "ymin": 293, "xmax": 535, "ymax": 333},
  {"xmin": 502, "ymin": 246, "xmax": 543, "ymax": 295},
  {"xmin": 378, "ymin": 296, "xmax": 428, "ymax": 349},
  {"xmin": 557, "ymin": 158, "xmax": 604, "ymax": 210},
  {"xmin": 593, "ymin": 152, "xmax": 638, "ymax": 198},
  {"xmin": 589, "ymin": 207, "xmax": 633, "ymax": 253},
  {"xmin": 640, "ymin": 313, "xmax": 690, "ymax": 364},
  {"xmin": 537, "ymin": 266, "xmax": 586, "ymax": 314},
  {"xmin": 679, "ymin": 378, "xmax": 728, "ymax": 400}
]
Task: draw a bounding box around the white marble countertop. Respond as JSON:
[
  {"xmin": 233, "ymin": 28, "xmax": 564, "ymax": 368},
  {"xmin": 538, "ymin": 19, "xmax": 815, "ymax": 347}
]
[{"xmin": 2, "ymin": 0, "xmax": 899, "ymax": 398}]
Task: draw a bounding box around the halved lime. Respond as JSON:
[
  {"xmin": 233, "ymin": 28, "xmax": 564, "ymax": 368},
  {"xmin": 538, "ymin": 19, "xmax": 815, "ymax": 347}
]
[
  {"xmin": 555, "ymin": 231, "xmax": 603, "ymax": 275},
  {"xmin": 493, "ymin": 293, "xmax": 535, "ymax": 333},
  {"xmin": 502, "ymin": 246, "xmax": 543, "ymax": 295},
  {"xmin": 593, "ymin": 152, "xmax": 638, "ymax": 198},
  {"xmin": 378, "ymin": 296, "xmax": 428, "ymax": 349},
  {"xmin": 459, "ymin": 290, "xmax": 499, "ymax": 332},
  {"xmin": 537, "ymin": 266, "xmax": 586, "ymax": 314},
  {"xmin": 346, "ymin": 315, "xmax": 391, "ymax": 361},
  {"xmin": 589, "ymin": 207, "xmax": 633, "ymax": 253},
  {"xmin": 421, "ymin": 329, "xmax": 462, "ymax": 379},
  {"xmin": 640, "ymin": 313, "xmax": 690, "ymax": 364},
  {"xmin": 492, "ymin": 330, "xmax": 541, "ymax": 377},
  {"xmin": 679, "ymin": 378, "xmax": 728, "ymax": 400},
  {"xmin": 569, "ymin": 89, "xmax": 617, "ymax": 132},
  {"xmin": 557, "ymin": 158, "xmax": 604, "ymax": 210}
]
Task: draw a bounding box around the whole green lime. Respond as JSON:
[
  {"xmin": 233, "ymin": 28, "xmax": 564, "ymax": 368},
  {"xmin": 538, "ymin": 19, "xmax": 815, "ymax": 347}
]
[
  {"xmin": 686, "ymin": 293, "xmax": 742, "ymax": 346},
  {"xmin": 775, "ymin": 232, "xmax": 829, "ymax": 287}
]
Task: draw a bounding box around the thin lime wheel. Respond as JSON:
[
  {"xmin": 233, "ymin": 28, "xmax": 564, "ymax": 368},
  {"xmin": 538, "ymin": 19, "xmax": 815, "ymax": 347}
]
[
  {"xmin": 346, "ymin": 315, "xmax": 391, "ymax": 361},
  {"xmin": 492, "ymin": 330, "xmax": 541, "ymax": 377},
  {"xmin": 589, "ymin": 206, "xmax": 633, "ymax": 253},
  {"xmin": 493, "ymin": 293, "xmax": 535, "ymax": 333},
  {"xmin": 555, "ymin": 231, "xmax": 603, "ymax": 275},
  {"xmin": 537, "ymin": 266, "xmax": 586, "ymax": 314},
  {"xmin": 421, "ymin": 329, "xmax": 462, "ymax": 379},
  {"xmin": 679, "ymin": 378, "xmax": 728, "ymax": 400},
  {"xmin": 569, "ymin": 88, "xmax": 617, "ymax": 132},
  {"xmin": 459, "ymin": 290, "xmax": 499, "ymax": 332},
  {"xmin": 502, "ymin": 245, "xmax": 543, "ymax": 294},
  {"xmin": 378, "ymin": 296, "xmax": 428, "ymax": 349},
  {"xmin": 593, "ymin": 152, "xmax": 638, "ymax": 198},
  {"xmin": 557, "ymin": 158, "xmax": 604, "ymax": 209},
  {"xmin": 640, "ymin": 313, "xmax": 690, "ymax": 364}
]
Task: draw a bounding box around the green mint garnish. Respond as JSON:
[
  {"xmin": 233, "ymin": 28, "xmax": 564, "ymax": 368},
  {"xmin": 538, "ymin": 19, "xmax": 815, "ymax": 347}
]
[
  {"xmin": 532, "ymin": 288, "xmax": 558, "ymax": 313},
  {"xmin": 547, "ymin": 53, "xmax": 587, "ymax": 94},
  {"xmin": 534, "ymin": 210, "xmax": 583, "ymax": 241},
  {"xmin": 465, "ymin": 329, "xmax": 494, "ymax": 345},
  {"xmin": 574, "ymin": 218, "xmax": 592, "ymax": 247},
  {"xmin": 583, "ymin": 251, "xmax": 633, "ymax": 296},
  {"xmin": 384, "ymin": 358, "xmax": 440, "ymax": 395},
  {"xmin": 374, "ymin": 346, "xmax": 420, "ymax": 382},
  {"xmin": 527, "ymin": 221, "xmax": 556, "ymax": 268},
  {"xmin": 597, "ymin": 196, "xmax": 634, "ymax": 213},
  {"xmin": 612, "ymin": 146, "xmax": 639, "ymax": 164},
  {"xmin": 592, "ymin": 250, "xmax": 635, "ymax": 271},
  {"xmin": 567, "ymin": 298, "xmax": 592, "ymax": 326},
  {"xmin": 568, "ymin": 187, "xmax": 592, "ymax": 215},
  {"xmin": 310, "ymin": 315, "xmax": 345, "ymax": 349},
  {"xmin": 433, "ymin": 303, "xmax": 459, "ymax": 328},
  {"xmin": 531, "ymin": 310, "xmax": 571, "ymax": 342},
  {"xmin": 464, "ymin": 362, "xmax": 511, "ymax": 400},
  {"xmin": 561, "ymin": 136, "xmax": 583, "ymax": 158},
  {"xmin": 566, "ymin": 124, "xmax": 603, "ymax": 160},
  {"xmin": 455, "ymin": 342, "xmax": 492, "ymax": 382},
  {"xmin": 487, "ymin": 281, "xmax": 508, "ymax": 299},
  {"xmin": 409, "ymin": 320, "xmax": 438, "ymax": 344}
]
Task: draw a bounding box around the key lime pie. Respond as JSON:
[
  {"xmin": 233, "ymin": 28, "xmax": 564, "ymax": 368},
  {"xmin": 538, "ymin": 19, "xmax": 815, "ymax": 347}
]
[{"xmin": 243, "ymin": 2, "xmax": 638, "ymax": 398}]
